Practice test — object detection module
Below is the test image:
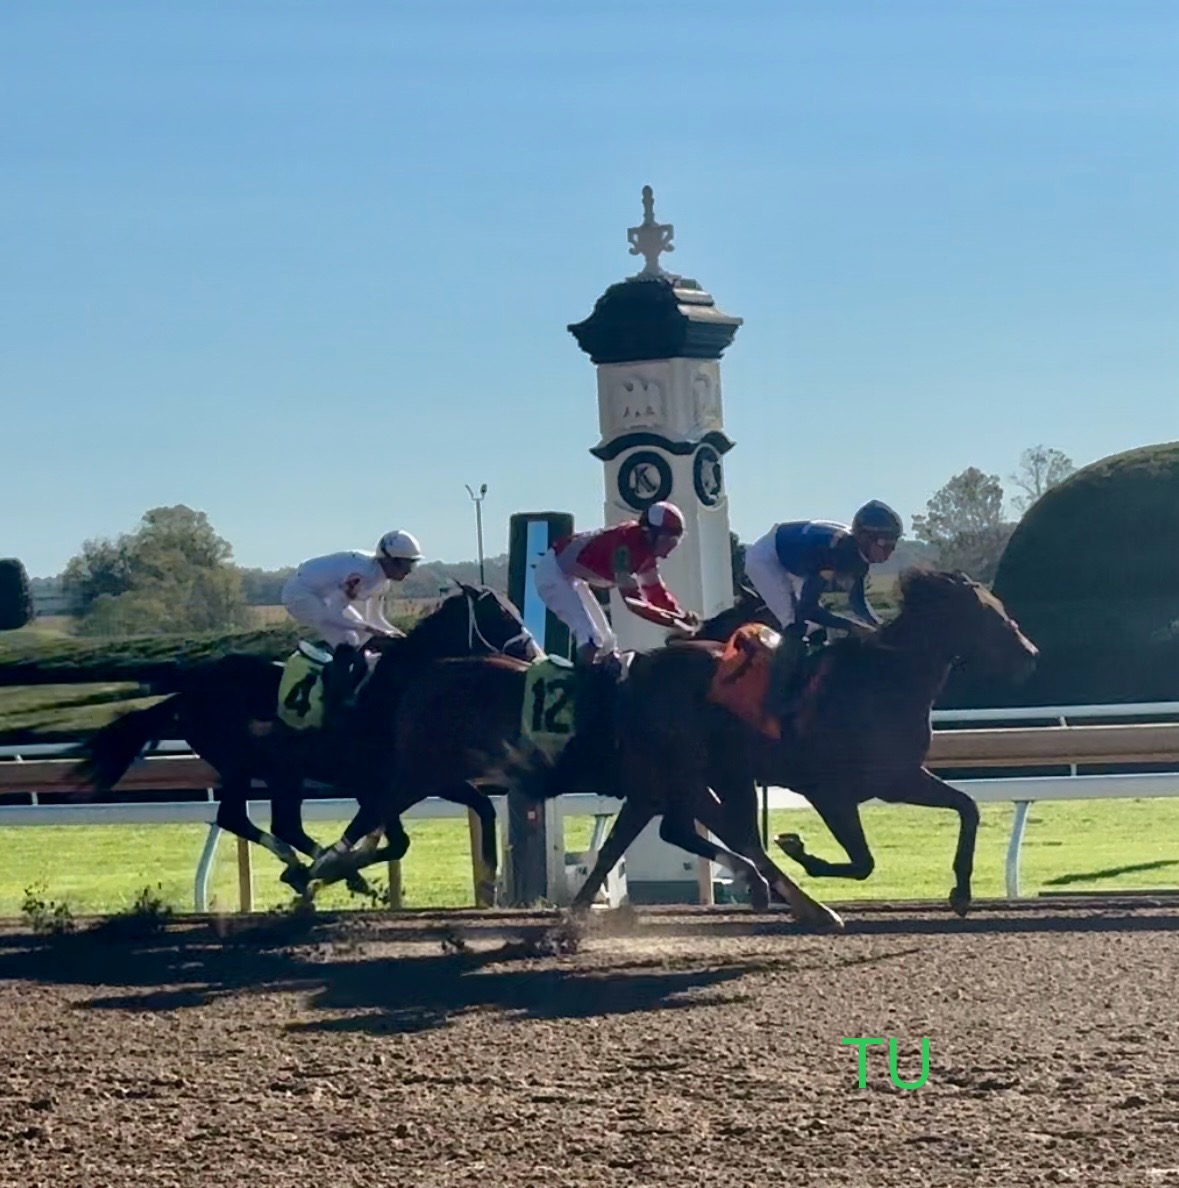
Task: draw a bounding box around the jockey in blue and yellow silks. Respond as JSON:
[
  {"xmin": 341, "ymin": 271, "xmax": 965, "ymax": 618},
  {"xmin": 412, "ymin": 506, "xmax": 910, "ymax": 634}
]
[{"xmin": 743, "ymin": 501, "xmax": 904, "ymax": 713}]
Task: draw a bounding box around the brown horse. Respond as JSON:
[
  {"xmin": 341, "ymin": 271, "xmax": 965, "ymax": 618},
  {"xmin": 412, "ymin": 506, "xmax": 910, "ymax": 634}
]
[
  {"xmin": 560, "ymin": 568, "xmax": 1039, "ymax": 916},
  {"xmin": 305, "ymin": 590, "xmax": 841, "ymax": 927},
  {"xmin": 311, "ymin": 570, "xmax": 1035, "ymax": 923}
]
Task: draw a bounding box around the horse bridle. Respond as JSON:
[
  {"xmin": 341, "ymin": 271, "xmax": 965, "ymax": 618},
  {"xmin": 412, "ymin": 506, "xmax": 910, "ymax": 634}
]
[{"xmin": 464, "ymin": 588, "xmax": 537, "ymax": 658}]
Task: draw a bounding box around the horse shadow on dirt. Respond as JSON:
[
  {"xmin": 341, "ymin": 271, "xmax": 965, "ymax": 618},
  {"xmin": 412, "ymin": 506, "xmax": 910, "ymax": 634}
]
[
  {"xmin": 1042, "ymin": 859, "xmax": 1179, "ymax": 887},
  {"xmin": 0, "ymin": 915, "xmax": 829, "ymax": 1036},
  {"xmin": 5, "ymin": 902, "xmax": 1171, "ymax": 1037}
]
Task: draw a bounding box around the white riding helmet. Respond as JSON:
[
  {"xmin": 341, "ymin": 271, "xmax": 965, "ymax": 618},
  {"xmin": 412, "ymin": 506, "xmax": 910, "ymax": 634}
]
[{"xmin": 377, "ymin": 529, "xmax": 424, "ymax": 562}]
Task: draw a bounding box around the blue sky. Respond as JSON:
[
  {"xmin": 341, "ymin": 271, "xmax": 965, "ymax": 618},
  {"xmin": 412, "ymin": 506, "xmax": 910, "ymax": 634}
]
[{"xmin": 3, "ymin": 1, "xmax": 1176, "ymax": 578}]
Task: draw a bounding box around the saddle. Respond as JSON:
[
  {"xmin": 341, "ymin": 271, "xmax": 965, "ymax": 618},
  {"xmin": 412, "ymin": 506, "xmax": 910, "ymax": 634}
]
[
  {"xmin": 275, "ymin": 641, "xmax": 378, "ymax": 734},
  {"xmin": 706, "ymin": 624, "xmax": 832, "ymax": 740}
]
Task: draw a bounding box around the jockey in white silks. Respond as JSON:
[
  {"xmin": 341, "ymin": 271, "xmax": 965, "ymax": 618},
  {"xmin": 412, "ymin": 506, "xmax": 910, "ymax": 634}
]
[{"xmin": 280, "ymin": 528, "xmax": 424, "ymax": 713}]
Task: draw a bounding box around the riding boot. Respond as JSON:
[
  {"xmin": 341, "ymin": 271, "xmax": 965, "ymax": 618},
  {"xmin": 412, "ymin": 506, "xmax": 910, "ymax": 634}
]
[
  {"xmin": 570, "ymin": 644, "xmax": 614, "ymax": 786},
  {"xmin": 571, "ymin": 642, "xmax": 601, "ymax": 738},
  {"xmin": 323, "ymin": 643, "xmax": 362, "ymax": 730},
  {"xmin": 764, "ymin": 629, "xmax": 804, "ymax": 722}
]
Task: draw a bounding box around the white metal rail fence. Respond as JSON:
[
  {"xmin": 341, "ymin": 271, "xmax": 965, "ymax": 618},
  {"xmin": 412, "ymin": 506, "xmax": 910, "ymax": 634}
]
[
  {"xmin": 925, "ymin": 701, "xmax": 1179, "ymax": 898},
  {"xmin": 2, "ymin": 701, "xmax": 1179, "ymax": 911}
]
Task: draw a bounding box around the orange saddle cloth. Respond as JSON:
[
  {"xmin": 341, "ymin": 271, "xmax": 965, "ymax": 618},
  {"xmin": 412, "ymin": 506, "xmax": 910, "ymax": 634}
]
[{"xmin": 706, "ymin": 623, "xmax": 783, "ymax": 740}]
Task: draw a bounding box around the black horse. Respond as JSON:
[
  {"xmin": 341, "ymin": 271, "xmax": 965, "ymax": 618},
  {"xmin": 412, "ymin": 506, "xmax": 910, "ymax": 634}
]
[{"xmin": 70, "ymin": 583, "xmax": 540, "ymax": 891}]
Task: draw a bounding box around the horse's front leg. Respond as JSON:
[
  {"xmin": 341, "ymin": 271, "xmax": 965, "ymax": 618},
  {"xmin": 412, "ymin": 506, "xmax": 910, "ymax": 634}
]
[
  {"xmin": 332, "ymin": 828, "xmax": 389, "ymax": 898},
  {"xmin": 304, "ymin": 794, "xmax": 389, "ymax": 888},
  {"xmin": 878, "ymin": 767, "xmax": 979, "ymax": 916},
  {"xmin": 569, "ymin": 796, "xmax": 651, "ymax": 913},
  {"xmin": 338, "ymin": 782, "xmax": 499, "ymax": 904},
  {"xmin": 268, "ymin": 777, "xmax": 321, "ymax": 861},
  {"xmin": 697, "ymin": 784, "xmax": 843, "ymax": 930},
  {"xmin": 657, "ymin": 795, "xmax": 772, "ymax": 911},
  {"xmin": 774, "ymin": 785, "xmax": 876, "ymax": 883},
  {"xmin": 215, "ymin": 778, "xmax": 311, "ymax": 890}
]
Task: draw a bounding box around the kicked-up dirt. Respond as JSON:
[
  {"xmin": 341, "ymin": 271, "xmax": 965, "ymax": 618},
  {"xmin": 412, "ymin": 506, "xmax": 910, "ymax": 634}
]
[{"xmin": 1, "ymin": 898, "xmax": 1178, "ymax": 1187}]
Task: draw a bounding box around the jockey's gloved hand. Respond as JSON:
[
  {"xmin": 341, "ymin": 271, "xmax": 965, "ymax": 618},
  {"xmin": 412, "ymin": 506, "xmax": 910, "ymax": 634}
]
[{"xmin": 364, "ymin": 629, "xmax": 402, "ymax": 651}]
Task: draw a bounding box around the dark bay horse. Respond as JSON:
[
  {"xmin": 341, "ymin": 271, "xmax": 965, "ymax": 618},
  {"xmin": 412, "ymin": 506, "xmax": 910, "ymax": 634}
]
[
  {"xmin": 564, "ymin": 568, "xmax": 1039, "ymax": 916},
  {"xmin": 321, "ymin": 569, "xmax": 1037, "ymax": 924},
  {"xmin": 69, "ymin": 583, "xmax": 540, "ymax": 890},
  {"xmin": 305, "ymin": 594, "xmax": 843, "ymax": 928}
]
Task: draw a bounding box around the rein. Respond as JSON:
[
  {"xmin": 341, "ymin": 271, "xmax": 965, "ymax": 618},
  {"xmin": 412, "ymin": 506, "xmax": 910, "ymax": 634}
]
[{"xmin": 465, "ymin": 589, "xmax": 536, "ymax": 657}]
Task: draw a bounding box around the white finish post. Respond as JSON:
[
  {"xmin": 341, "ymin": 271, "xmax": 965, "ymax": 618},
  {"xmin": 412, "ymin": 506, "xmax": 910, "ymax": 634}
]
[
  {"xmin": 596, "ymin": 356, "xmax": 735, "ymax": 648},
  {"xmin": 570, "ymin": 186, "xmax": 743, "ymax": 902}
]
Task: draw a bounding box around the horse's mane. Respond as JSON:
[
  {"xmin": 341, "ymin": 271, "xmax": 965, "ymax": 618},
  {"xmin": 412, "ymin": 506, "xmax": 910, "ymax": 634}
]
[
  {"xmin": 895, "ymin": 565, "xmax": 979, "ymax": 605},
  {"xmin": 814, "ymin": 568, "xmax": 978, "ymax": 664},
  {"xmin": 365, "ymin": 584, "xmax": 480, "ymax": 678},
  {"xmin": 441, "ymin": 653, "xmax": 532, "ymax": 673},
  {"xmin": 396, "ymin": 582, "xmax": 501, "ymax": 647}
]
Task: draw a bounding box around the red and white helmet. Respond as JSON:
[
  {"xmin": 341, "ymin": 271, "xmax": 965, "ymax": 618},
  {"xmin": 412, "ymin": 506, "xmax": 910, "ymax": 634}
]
[{"xmin": 641, "ymin": 501, "xmax": 685, "ymax": 536}]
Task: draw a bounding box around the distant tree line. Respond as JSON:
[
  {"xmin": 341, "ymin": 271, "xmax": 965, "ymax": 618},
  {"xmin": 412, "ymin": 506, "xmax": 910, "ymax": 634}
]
[
  {"xmin": 10, "ymin": 443, "xmax": 1073, "ymax": 639},
  {"xmin": 909, "ymin": 445, "xmax": 1075, "ymax": 583}
]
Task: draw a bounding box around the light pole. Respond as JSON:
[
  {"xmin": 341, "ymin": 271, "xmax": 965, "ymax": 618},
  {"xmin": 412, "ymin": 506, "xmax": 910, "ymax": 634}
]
[{"xmin": 465, "ymin": 482, "xmax": 488, "ymax": 585}]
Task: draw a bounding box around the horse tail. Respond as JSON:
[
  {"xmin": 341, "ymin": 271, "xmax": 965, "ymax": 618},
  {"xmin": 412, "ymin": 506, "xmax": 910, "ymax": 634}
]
[{"xmin": 69, "ymin": 694, "xmax": 183, "ymax": 792}]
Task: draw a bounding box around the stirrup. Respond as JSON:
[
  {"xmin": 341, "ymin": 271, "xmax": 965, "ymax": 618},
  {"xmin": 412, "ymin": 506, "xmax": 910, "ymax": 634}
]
[
  {"xmin": 575, "ymin": 643, "xmax": 601, "ymax": 669},
  {"xmin": 598, "ymin": 651, "xmax": 623, "ymax": 679},
  {"xmin": 297, "ymin": 639, "xmax": 334, "ymax": 665}
]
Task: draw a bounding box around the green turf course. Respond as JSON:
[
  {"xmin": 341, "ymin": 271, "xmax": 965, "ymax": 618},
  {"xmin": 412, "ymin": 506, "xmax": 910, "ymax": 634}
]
[{"xmin": 3, "ymin": 798, "xmax": 1178, "ymax": 919}]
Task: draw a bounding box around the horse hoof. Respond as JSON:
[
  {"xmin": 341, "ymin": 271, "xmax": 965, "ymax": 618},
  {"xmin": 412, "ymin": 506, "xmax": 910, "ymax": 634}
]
[
  {"xmin": 811, "ymin": 906, "xmax": 846, "ymax": 932},
  {"xmin": 280, "ymin": 865, "xmax": 310, "ymax": 894},
  {"xmin": 308, "ymin": 854, "xmax": 345, "ymax": 887},
  {"xmin": 344, "ymin": 873, "xmax": 373, "ymax": 897},
  {"xmin": 950, "ymin": 891, "xmax": 971, "ymax": 917},
  {"xmin": 748, "ymin": 877, "xmax": 772, "ymax": 912},
  {"xmin": 775, "ymin": 832, "xmax": 805, "ymax": 860}
]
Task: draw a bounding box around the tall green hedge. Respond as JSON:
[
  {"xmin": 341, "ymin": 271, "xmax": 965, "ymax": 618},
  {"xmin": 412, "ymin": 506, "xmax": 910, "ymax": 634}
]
[
  {"xmin": 943, "ymin": 441, "xmax": 1179, "ymax": 707},
  {"xmin": 0, "ymin": 559, "xmax": 32, "ymax": 632},
  {"xmin": 0, "ymin": 601, "xmax": 427, "ymax": 689},
  {"xmin": 0, "ymin": 624, "xmax": 301, "ymax": 688}
]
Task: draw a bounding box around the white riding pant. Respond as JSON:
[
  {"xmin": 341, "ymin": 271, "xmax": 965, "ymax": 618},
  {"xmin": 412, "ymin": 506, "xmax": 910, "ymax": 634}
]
[
  {"xmin": 280, "ymin": 576, "xmax": 370, "ymax": 650},
  {"xmin": 532, "ymin": 548, "xmax": 618, "ymax": 653},
  {"xmin": 743, "ymin": 529, "xmax": 805, "ymax": 632}
]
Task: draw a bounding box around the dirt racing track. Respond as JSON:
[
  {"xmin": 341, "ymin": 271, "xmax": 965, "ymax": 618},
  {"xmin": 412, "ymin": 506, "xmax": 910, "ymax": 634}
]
[{"xmin": 1, "ymin": 899, "xmax": 1178, "ymax": 1188}]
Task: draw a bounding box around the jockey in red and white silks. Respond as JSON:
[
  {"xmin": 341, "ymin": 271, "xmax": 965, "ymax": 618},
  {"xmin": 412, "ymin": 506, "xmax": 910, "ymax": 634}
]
[{"xmin": 532, "ymin": 501, "xmax": 697, "ymax": 664}]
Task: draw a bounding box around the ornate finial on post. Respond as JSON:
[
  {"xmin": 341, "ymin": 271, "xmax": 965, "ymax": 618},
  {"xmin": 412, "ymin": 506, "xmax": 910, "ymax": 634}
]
[{"xmin": 627, "ymin": 184, "xmax": 675, "ymax": 277}]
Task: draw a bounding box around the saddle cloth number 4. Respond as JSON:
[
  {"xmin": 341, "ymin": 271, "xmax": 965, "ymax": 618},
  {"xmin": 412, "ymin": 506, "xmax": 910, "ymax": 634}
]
[{"xmin": 277, "ymin": 649, "xmax": 328, "ymax": 731}]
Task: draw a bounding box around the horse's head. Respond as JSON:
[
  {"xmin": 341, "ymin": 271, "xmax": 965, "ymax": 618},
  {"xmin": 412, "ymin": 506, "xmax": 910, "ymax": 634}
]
[
  {"xmin": 895, "ymin": 568, "xmax": 1039, "ymax": 683},
  {"xmin": 445, "ymin": 581, "xmax": 541, "ymax": 661}
]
